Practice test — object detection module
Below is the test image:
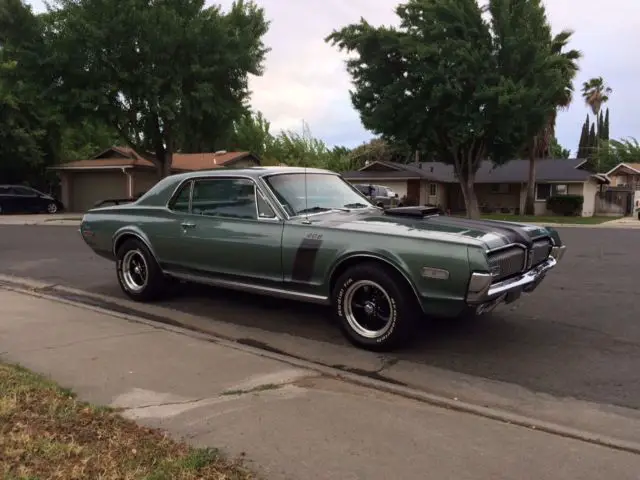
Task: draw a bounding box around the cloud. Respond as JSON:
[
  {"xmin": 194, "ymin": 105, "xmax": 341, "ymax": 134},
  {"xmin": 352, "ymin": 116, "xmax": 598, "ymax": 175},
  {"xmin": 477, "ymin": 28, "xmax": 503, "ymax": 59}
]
[
  {"xmin": 234, "ymin": 0, "xmax": 640, "ymax": 153},
  {"xmin": 26, "ymin": 0, "xmax": 639, "ymax": 155}
]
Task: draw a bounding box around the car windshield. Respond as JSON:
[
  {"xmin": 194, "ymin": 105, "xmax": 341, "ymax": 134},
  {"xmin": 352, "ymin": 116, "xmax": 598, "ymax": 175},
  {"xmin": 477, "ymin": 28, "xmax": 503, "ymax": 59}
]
[{"xmin": 264, "ymin": 173, "xmax": 375, "ymax": 217}]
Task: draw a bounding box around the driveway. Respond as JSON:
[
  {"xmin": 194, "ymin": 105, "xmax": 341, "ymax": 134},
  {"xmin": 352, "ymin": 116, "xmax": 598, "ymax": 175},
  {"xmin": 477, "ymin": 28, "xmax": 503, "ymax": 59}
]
[{"xmin": 1, "ymin": 225, "xmax": 639, "ymax": 410}]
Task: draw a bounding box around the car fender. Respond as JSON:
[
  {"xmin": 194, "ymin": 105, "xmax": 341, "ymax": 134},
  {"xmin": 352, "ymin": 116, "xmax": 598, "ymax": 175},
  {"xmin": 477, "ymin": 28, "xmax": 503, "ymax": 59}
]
[
  {"xmin": 112, "ymin": 225, "xmax": 158, "ymax": 260},
  {"xmin": 327, "ymin": 248, "xmax": 421, "ymax": 301}
]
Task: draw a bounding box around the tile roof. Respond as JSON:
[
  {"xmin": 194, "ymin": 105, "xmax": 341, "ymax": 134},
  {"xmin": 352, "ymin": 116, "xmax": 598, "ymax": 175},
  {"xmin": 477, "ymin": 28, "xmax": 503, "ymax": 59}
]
[
  {"xmin": 51, "ymin": 147, "xmax": 257, "ymax": 171},
  {"xmin": 343, "ymin": 158, "xmax": 598, "ymax": 183}
]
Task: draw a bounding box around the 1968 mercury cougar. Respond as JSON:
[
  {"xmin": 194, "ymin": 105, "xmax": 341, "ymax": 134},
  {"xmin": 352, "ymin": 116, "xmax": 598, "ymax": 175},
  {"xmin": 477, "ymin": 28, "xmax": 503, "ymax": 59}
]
[{"xmin": 79, "ymin": 166, "xmax": 566, "ymax": 351}]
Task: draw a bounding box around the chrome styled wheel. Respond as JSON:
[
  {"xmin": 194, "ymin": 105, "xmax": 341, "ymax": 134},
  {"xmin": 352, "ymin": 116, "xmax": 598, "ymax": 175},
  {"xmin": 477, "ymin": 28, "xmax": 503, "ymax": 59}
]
[
  {"xmin": 121, "ymin": 249, "xmax": 148, "ymax": 293},
  {"xmin": 343, "ymin": 279, "xmax": 394, "ymax": 339},
  {"xmin": 332, "ymin": 261, "xmax": 419, "ymax": 351},
  {"xmin": 47, "ymin": 203, "xmax": 58, "ymax": 214}
]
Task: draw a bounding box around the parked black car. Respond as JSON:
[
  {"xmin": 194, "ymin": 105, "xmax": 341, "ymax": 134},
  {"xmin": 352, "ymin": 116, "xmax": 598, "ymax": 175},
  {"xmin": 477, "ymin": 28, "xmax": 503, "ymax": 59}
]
[{"xmin": 0, "ymin": 185, "xmax": 65, "ymax": 214}]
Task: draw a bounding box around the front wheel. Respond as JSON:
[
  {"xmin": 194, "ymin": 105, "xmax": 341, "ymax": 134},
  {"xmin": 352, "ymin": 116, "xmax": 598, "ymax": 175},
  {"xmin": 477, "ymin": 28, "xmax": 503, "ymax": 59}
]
[
  {"xmin": 46, "ymin": 202, "xmax": 58, "ymax": 214},
  {"xmin": 116, "ymin": 238, "xmax": 166, "ymax": 301},
  {"xmin": 331, "ymin": 262, "xmax": 420, "ymax": 351}
]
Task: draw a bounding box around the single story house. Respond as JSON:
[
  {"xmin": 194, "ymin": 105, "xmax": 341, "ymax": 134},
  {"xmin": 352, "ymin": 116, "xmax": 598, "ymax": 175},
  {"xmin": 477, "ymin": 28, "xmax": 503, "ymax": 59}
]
[
  {"xmin": 50, "ymin": 146, "xmax": 261, "ymax": 212},
  {"xmin": 342, "ymin": 158, "xmax": 610, "ymax": 217}
]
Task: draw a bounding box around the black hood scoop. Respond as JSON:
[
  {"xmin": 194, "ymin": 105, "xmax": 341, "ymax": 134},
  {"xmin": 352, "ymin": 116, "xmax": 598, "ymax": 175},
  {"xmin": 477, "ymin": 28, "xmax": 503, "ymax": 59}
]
[{"xmin": 382, "ymin": 206, "xmax": 443, "ymax": 218}]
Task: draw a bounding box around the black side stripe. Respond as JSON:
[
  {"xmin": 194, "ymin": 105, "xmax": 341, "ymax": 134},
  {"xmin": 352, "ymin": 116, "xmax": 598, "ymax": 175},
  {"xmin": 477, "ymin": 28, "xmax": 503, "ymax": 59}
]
[{"xmin": 291, "ymin": 238, "xmax": 323, "ymax": 283}]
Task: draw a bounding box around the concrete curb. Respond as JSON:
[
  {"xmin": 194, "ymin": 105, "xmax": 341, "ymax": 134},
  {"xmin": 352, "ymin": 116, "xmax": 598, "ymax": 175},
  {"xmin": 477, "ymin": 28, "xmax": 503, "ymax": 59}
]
[{"xmin": 1, "ymin": 276, "xmax": 639, "ymax": 456}]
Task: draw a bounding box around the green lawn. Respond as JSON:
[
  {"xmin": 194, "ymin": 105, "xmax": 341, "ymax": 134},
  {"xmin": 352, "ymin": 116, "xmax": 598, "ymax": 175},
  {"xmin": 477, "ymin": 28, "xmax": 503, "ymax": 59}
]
[{"xmin": 479, "ymin": 214, "xmax": 621, "ymax": 225}]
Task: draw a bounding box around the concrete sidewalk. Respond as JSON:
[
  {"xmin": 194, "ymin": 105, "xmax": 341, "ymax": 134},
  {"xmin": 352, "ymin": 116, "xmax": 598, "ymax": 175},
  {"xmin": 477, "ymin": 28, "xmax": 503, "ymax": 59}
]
[{"xmin": 1, "ymin": 288, "xmax": 639, "ymax": 480}]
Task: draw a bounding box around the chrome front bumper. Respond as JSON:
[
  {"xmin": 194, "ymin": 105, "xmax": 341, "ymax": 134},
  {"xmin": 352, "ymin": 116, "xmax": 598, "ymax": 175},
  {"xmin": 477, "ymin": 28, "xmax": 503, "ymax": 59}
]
[{"xmin": 467, "ymin": 245, "xmax": 566, "ymax": 308}]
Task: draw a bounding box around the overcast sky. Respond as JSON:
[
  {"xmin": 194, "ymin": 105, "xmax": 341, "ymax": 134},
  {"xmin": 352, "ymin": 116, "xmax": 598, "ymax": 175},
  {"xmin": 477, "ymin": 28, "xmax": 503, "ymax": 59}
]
[{"xmin": 28, "ymin": 0, "xmax": 640, "ymax": 156}]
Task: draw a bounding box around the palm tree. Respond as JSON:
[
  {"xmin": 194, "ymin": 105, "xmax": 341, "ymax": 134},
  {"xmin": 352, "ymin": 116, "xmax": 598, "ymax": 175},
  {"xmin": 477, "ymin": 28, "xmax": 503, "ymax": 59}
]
[
  {"xmin": 581, "ymin": 76, "xmax": 612, "ymax": 118},
  {"xmin": 523, "ymin": 30, "xmax": 582, "ymax": 215},
  {"xmin": 581, "ymin": 76, "xmax": 612, "ymax": 169}
]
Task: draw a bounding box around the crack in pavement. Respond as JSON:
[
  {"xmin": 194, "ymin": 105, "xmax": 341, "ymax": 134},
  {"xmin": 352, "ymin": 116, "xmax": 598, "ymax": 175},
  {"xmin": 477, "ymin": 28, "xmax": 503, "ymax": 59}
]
[
  {"xmin": 123, "ymin": 397, "xmax": 209, "ymax": 411},
  {"xmin": 1, "ymin": 330, "xmax": 160, "ymax": 355}
]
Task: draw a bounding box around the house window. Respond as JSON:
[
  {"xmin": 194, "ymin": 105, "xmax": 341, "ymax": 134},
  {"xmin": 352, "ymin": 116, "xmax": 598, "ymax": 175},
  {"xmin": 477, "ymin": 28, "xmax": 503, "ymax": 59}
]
[
  {"xmin": 490, "ymin": 184, "xmax": 510, "ymax": 194},
  {"xmin": 428, "ymin": 183, "xmax": 437, "ymax": 196},
  {"xmin": 536, "ymin": 183, "xmax": 568, "ymax": 201}
]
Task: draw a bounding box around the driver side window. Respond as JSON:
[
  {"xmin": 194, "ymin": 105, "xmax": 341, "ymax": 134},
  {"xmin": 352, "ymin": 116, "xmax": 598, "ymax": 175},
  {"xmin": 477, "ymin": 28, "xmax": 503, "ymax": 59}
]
[{"xmin": 192, "ymin": 178, "xmax": 257, "ymax": 220}]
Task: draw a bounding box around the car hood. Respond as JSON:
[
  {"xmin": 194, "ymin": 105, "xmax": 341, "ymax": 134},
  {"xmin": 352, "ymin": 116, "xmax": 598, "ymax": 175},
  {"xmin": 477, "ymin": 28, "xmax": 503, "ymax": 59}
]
[{"xmin": 303, "ymin": 209, "xmax": 552, "ymax": 250}]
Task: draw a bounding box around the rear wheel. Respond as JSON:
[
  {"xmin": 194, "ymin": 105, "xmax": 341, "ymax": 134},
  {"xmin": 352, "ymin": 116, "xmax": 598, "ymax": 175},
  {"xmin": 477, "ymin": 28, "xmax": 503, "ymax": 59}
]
[
  {"xmin": 331, "ymin": 261, "xmax": 419, "ymax": 351},
  {"xmin": 116, "ymin": 238, "xmax": 166, "ymax": 301}
]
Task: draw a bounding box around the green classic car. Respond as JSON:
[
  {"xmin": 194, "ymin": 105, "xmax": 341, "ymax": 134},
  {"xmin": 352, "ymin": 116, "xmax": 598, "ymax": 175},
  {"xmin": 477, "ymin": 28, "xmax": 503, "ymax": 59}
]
[{"xmin": 79, "ymin": 166, "xmax": 566, "ymax": 351}]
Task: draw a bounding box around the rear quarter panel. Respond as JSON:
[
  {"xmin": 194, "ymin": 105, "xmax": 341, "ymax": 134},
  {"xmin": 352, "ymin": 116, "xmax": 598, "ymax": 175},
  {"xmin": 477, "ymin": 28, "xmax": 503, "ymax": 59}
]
[{"xmin": 80, "ymin": 206, "xmax": 172, "ymax": 260}]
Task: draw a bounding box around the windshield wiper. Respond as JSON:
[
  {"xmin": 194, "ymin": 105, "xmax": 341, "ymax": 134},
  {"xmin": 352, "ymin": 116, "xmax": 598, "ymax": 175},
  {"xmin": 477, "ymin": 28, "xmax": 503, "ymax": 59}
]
[{"xmin": 296, "ymin": 206, "xmax": 349, "ymax": 215}]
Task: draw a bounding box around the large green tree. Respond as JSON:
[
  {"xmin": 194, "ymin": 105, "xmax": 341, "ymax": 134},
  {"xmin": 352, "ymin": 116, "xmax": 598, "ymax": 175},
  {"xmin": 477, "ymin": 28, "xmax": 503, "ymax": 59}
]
[
  {"xmin": 0, "ymin": 0, "xmax": 59, "ymax": 186},
  {"xmin": 1, "ymin": 0, "xmax": 126, "ymax": 189},
  {"xmin": 327, "ymin": 0, "xmax": 575, "ymax": 218},
  {"xmin": 46, "ymin": 0, "xmax": 269, "ymax": 178}
]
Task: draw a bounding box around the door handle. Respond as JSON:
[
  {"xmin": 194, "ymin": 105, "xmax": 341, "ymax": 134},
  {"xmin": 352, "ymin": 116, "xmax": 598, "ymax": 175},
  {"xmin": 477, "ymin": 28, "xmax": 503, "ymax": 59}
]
[{"xmin": 181, "ymin": 222, "xmax": 196, "ymax": 229}]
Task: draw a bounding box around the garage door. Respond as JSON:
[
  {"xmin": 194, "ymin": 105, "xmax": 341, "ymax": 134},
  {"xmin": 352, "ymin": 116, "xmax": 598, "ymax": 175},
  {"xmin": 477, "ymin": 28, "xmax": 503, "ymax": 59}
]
[{"xmin": 70, "ymin": 171, "xmax": 128, "ymax": 212}]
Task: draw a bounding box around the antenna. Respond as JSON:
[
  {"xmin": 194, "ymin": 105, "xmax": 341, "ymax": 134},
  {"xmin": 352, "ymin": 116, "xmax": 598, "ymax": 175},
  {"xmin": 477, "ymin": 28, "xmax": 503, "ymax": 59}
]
[{"xmin": 302, "ymin": 119, "xmax": 310, "ymax": 225}]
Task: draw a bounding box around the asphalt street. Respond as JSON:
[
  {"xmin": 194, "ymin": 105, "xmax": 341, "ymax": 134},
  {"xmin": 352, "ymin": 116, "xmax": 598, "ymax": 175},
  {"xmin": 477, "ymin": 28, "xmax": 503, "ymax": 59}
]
[{"xmin": 1, "ymin": 224, "xmax": 639, "ymax": 410}]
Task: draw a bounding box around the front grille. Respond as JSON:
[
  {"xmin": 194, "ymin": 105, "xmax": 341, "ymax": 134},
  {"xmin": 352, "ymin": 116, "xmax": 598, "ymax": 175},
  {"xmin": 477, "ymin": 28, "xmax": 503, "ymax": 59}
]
[
  {"xmin": 487, "ymin": 247, "xmax": 526, "ymax": 282},
  {"xmin": 531, "ymin": 238, "xmax": 552, "ymax": 267}
]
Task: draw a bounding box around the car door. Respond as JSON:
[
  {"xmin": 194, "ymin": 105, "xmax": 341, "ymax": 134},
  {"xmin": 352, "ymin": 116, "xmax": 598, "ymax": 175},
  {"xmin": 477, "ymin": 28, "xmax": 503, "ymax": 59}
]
[
  {"xmin": 178, "ymin": 176, "xmax": 284, "ymax": 284},
  {"xmin": 10, "ymin": 186, "xmax": 41, "ymax": 213}
]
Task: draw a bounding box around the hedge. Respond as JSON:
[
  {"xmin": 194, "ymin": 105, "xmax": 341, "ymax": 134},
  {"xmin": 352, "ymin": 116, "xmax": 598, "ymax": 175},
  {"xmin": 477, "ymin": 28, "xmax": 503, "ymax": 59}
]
[{"xmin": 546, "ymin": 194, "xmax": 583, "ymax": 216}]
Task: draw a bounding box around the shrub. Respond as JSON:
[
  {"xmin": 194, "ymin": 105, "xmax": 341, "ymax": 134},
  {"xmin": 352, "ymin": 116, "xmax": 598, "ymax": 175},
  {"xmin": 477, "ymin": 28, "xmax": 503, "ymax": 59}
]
[{"xmin": 546, "ymin": 194, "xmax": 583, "ymax": 216}]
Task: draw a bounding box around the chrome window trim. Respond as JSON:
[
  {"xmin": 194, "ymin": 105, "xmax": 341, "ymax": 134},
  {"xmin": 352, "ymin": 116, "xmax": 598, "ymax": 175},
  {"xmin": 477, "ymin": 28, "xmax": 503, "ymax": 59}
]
[
  {"xmin": 255, "ymin": 187, "xmax": 279, "ymax": 221},
  {"xmin": 165, "ymin": 174, "xmax": 285, "ymax": 222}
]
